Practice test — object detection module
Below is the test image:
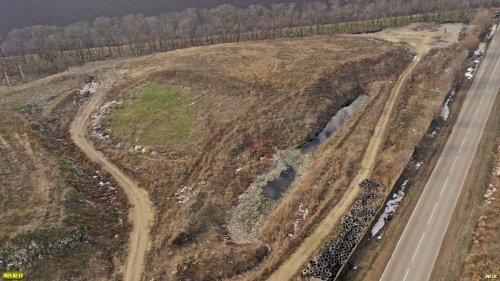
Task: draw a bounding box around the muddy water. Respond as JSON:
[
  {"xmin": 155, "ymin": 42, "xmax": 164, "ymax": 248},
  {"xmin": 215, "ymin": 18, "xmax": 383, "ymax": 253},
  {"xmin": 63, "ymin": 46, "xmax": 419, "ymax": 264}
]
[
  {"xmin": 262, "ymin": 166, "xmax": 296, "ymax": 199},
  {"xmin": 261, "ymin": 95, "xmax": 366, "ymax": 199},
  {"xmin": 302, "ymin": 95, "xmax": 366, "ymax": 153}
]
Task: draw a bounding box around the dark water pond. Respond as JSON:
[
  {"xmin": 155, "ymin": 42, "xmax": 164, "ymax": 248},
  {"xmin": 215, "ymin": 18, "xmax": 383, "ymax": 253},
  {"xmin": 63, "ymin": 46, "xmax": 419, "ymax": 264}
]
[
  {"xmin": 301, "ymin": 95, "xmax": 366, "ymax": 153},
  {"xmin": 261, "ymin": 95, "xmax": 366, "ymax": 199},
  {"xmin": 262, "ymin": 166, "xmax": 296, "ymax": 200}
]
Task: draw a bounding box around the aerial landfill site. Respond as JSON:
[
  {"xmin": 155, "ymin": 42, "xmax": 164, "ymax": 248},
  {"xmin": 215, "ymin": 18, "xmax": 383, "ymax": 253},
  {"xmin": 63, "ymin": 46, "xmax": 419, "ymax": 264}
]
[{"xmin": 0, "ymin": 2, "xmax": 499, "ymax": 281}]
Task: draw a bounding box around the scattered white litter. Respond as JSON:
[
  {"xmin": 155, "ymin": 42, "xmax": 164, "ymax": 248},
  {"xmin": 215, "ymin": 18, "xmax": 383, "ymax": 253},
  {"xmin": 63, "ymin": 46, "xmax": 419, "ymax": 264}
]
[
  {"xmin": 441, "ymin": 89, "xmax": 456, "ymax": 121},
  {"xmin": 486, "ymin": 24, "xmax": 497, "ymax": 40},
  {"xmin": 297, "ymin": 202, "xmax": 309, "ymax": 220},
  {"xmin": 78, "ymin": 80, "xmax": 98, "ymax": 96},
  {"xmin": 441, "ymin": 103, "xmax": 450, "ymax": 120},
  {"xmin": 91, "ymin": 99, "xmax": 122, "ymax": 141},
  {"xmin": 484, "ymin": 184, "xmax": 497, "ymax": 205},
  {"xmin": 235, "ymin": 168, "xmax": 242, "ymax": 173},
  {"xmin": 411, "ymin": 128, "xmax": 422, "ymax": 136},
  {"xmin": 174, "ymin": 185, "xmax": 193, "ymax": 204},
  {"xmin": 493, "ymin": 166, "xmax": 500, "ymax": 176},
  {"xmin": 465, "ymin": 66, "xmax": 476, "ymax": 79},
  {"xmin": 371, "ymin": 180, "xmax": 409, "ymax": 237},
  {"xmin": 474, "ymin": 43, "xmax": 486, "ymax": 56},
  {"xmin": 293, "ymin": 220, "xmax": 299, "ymax": 233},
  {"xmin": 431, "ymin": 131, "xmax": 437, "ymax": 138},
  {"xmin": 415, "ymin": 161, "xmax": 423, "ymax": 170},
  {"xmin": 292, "ymin": 203, "xmax": 310, "ymax": 234}
]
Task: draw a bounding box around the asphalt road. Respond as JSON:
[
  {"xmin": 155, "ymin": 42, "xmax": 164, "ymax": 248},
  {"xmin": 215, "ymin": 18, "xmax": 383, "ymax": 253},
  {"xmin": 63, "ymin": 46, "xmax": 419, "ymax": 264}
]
[{"xmin": 380, "ymin": 27, "xmax": 500, "ymax": 281}]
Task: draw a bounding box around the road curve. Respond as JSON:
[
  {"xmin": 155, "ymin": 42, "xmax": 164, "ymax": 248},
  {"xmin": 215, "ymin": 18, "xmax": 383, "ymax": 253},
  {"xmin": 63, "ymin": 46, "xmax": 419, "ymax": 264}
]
[
  {"xmin": 70, "ymin": 80, "xmax": 154, "ymax": 281},
  {"xmin": 268, "ymin": 51, "xmax": 423, "ymax": 281},
  {"xmin": 380, "ymin": 28, "xmax": 500, "ymax": 281}
]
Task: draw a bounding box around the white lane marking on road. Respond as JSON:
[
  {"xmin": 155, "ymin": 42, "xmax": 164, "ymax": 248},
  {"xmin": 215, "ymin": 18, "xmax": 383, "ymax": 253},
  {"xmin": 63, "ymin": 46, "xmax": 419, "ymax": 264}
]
[
  {"xmin": 451, "ymin": 156, "xmax": 458, "ymax": 171},
  {"xmin": 440, "ymin": 177, "xmax": 449, "ymax": 198},
  {"xmin": 459, "ymin": 138, "xmax": 466, "ymax": 152},
  {"xmin": 403, "ymin": 268, "xmax": 411, "ymax": 281},
  {"xmin": 473, "ymin": 107, "xmax": 479, "ymax": 118},
  {"xmin": 480, "ymin": 94, "xmax": 484, "ymax": 105},
  {"xmin": 412, "ymin": 232, "xmax": 426, "ymax": 262},
  {"xmin": 427, "ymin": 202, "xmax": 439, "ymax": 225},
  {"xmin": 466, "ymin": 123, "xmax": 471, "ymax": 134}
]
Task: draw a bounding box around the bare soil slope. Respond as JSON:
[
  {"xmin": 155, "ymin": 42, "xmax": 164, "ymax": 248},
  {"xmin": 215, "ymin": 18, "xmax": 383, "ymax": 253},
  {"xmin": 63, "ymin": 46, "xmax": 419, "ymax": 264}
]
[
  {"xmin": 0, "ymin": 74, "xmax": 131, "ymax": 280},
  {"xmin": 1, "ymin": 34, "xmax": 417, "ymax": 280},
  {"xmin": 81, "ymin": 36, "xmax": 413, "ymax": 280}
]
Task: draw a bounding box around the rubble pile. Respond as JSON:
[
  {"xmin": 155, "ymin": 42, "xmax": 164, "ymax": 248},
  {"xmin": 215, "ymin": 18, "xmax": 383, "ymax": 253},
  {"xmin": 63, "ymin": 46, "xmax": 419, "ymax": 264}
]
[
  {"xmin": 0, "ymin": 229, "xmax": 88, "ymax": 271},
  {"xmin": 91, "ymin": 100, "xmax": 122, "ymax": 141},
  {"xmin": 75, "ymin": 77, "xmax": 98, "ymax": 101}
]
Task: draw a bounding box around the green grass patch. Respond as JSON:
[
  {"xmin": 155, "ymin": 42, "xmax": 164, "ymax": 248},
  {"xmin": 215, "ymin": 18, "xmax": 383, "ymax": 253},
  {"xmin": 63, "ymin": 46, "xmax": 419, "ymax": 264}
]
[
  {"xmin": 108, "ymin": 82, "xmax": 195, "ymax": 149},
  {"xmin": 427, "ymin": 90, "xmax": 441, "ymax": 102},
  {"xmin": 58, "ymin": 159, "xmax": 72, "ymax": 171}
]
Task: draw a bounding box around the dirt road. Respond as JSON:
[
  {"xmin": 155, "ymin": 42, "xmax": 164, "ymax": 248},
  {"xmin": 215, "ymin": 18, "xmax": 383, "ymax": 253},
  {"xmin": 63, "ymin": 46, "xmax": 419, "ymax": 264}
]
[
  {"xmin": 267, "ymin": 24, "xmax": 462, "ymax": 281},
  {"xmin": 70, "ymin": 79, "xmax": 154, "ymax": 281}
]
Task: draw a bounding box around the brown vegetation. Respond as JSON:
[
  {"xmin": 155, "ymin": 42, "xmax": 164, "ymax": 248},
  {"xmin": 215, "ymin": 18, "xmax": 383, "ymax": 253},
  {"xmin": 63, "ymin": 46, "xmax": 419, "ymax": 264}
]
[
  {"xmin": 0, "ymin": 76, "xmax": 131, "ymax": 280},
  {"xmin": 64, "ymin": 35, "xmax": 412, "ymax": 280},
  {"xmin": 1, "ymin": 10, "xmax": 493, "ymax": 280}
]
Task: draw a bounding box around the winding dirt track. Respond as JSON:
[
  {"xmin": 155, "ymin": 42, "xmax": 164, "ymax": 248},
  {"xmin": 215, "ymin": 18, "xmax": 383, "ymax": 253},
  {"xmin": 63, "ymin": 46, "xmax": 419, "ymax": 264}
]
[{"xmin": 70, "ymin": 82, "xmax": 154, "ymax": 281}]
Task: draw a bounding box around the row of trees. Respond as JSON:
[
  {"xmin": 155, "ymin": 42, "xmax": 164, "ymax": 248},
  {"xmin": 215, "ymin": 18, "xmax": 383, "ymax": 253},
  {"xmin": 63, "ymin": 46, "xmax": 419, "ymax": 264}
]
[{"xmin": 1, "ymin": 0, "xmax": 498, "ymax": 85}]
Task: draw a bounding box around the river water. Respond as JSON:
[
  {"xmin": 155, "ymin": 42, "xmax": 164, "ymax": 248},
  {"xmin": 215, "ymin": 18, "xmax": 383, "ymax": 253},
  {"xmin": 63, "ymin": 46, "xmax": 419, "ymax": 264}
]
[
  {"xmin": 301, "ymin": 95, "xmax": 367, "ymax": 153},
  {"xmin": 261, "ymin": 95, "xmax": 366, "ymax": 199}
]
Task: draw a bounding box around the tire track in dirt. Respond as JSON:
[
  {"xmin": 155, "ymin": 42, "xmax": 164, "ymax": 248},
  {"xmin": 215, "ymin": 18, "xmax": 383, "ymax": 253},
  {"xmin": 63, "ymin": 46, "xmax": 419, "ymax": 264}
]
[
  {"xmin": 70, "ymin": 80, "xmax": 154, "ymax": 281},
  {"xmin": 268, "ymin": 53, "xmax": 423, "ymax": 281}
]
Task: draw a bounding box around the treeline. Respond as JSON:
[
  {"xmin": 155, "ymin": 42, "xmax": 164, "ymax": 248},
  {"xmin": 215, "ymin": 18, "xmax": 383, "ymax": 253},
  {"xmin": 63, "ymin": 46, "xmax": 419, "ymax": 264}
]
[{"xmin": 0, "ymin": 0, "xmax": 498, "ymax": 85}]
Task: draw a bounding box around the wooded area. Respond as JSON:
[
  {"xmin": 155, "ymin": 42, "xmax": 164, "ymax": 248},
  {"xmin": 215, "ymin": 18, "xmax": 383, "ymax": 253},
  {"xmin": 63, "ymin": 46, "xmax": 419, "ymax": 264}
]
[{"xmin": 0, "ymin": 0, "xmax": 498, "ymax": 85}]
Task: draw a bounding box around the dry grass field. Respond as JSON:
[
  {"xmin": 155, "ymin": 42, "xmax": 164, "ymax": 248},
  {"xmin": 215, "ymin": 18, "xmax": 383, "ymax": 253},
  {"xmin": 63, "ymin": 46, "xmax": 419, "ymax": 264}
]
[
  {"xmin": 0, "ymin": 20, "xmax": 479, "ymax": 281},
  {"xmin": 0, "ymin": 34, "xmax": 414, "ymax": 280},
  {"xmin": 0, "ymin": 75, "xmax": 131, "ymax": 280},
  {"xmin": 90, "ymin": 36, "xmax": 413, "ymax": 280},
  {"xmin": 459, "ymin": 145, "xmax": 500, "ymax": 281}
]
